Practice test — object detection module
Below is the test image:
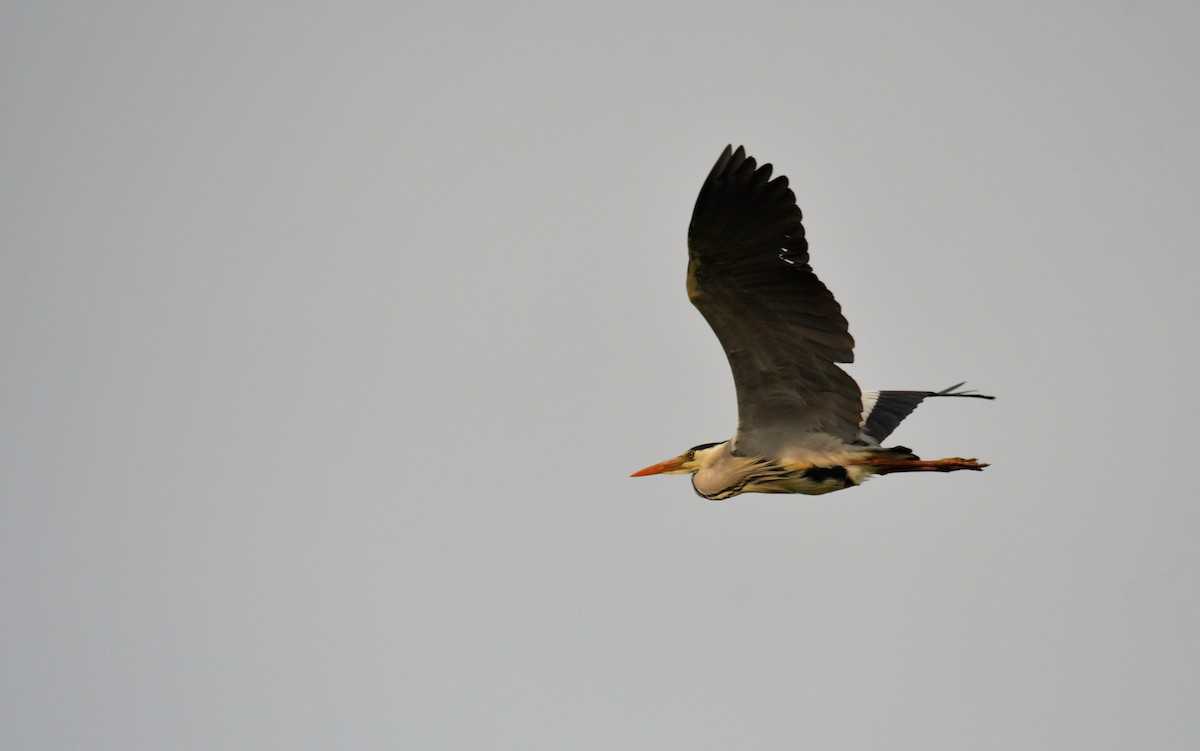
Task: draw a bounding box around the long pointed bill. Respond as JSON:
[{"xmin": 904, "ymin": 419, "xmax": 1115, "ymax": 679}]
[{"xmin": 630, "ymin": 456, "xmax": 686, "ymax": 477}]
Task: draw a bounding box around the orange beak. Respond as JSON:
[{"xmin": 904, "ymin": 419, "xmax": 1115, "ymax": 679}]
[{"xmin": 630, "ymin": 456, "xmax": 687, "ymax": 477}]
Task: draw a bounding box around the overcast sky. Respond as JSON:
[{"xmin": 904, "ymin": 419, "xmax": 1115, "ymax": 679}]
[{"xmin": 4, "ymin": 2, "xmax": 1199, "ymax": 749}]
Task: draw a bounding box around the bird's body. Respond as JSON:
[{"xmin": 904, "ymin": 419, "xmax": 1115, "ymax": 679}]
[
  {"xmin": 682, "ymin": 440, "xmax": 878, "ymax": 500},
  {"xmin": 632, "ymin": 146, "xmax": 991, "ymax": 500}
]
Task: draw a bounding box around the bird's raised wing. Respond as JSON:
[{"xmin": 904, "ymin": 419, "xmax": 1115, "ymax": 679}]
[{"xmin": 687, "ymin": 146, "xmax": 862, "ymax": 455}]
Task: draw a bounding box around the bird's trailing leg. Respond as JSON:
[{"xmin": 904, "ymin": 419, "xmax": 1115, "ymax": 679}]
[{"xmin": 846, "ymin": 456, "xmax": 989, "ymax": 474}]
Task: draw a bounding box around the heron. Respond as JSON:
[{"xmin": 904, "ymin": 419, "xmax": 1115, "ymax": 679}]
[{"xmin": 631, "ymin": 146, "xmax": 992, "ymax": 500}]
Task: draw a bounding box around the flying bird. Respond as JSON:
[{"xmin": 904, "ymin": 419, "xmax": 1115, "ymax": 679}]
[{"xmin": 631, "ymin": 146, "xmax": 992, "ymax": 500}]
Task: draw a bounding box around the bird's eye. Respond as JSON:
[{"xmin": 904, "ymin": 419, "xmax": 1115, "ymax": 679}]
[{"xmin": 686, "ymin": 450, "xmax": 696, "ymax": 460}]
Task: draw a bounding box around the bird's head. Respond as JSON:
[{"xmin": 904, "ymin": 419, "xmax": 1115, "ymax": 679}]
[{"xmin": 630, "ymin": 441, "xmax": 725, "ymax": 477}]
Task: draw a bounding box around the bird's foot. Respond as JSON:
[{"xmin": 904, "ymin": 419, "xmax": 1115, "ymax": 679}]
[{"xmin": 928, "ymin": 457, "xmax": 989, "ymax": 472}]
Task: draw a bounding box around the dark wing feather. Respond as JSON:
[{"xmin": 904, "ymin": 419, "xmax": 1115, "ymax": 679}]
[
  {"xmin": 861, "ymin": 383, "xmax": 996, "ymax": 443},
  {"xmin": 687, "ymin": 146, "xmax": 862, "ymax": 454}
]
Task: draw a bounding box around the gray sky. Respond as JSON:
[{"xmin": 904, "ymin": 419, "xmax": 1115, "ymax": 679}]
[{"xmin": 4, "ymin": 2, "xmax": 1199, "ymax": 749}]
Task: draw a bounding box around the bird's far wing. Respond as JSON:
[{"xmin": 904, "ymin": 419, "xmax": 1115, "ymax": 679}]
[
  {"xmin": 687, "ymin": 145, "xmax": 862, "ymax": 455},
  {"xmin": 859, "ymin": 383, "xmax": 995, "ymax": 444}
]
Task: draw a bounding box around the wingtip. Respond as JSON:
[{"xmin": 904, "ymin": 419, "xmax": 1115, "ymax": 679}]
[{"xmin": 936, "ymin": 382, "xmax": 996, "ymax": 400}]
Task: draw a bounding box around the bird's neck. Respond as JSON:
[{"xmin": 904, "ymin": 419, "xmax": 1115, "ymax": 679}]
[{"xmin": 691, "ymin": 443, "xmax": 770, "ymax": 500}]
